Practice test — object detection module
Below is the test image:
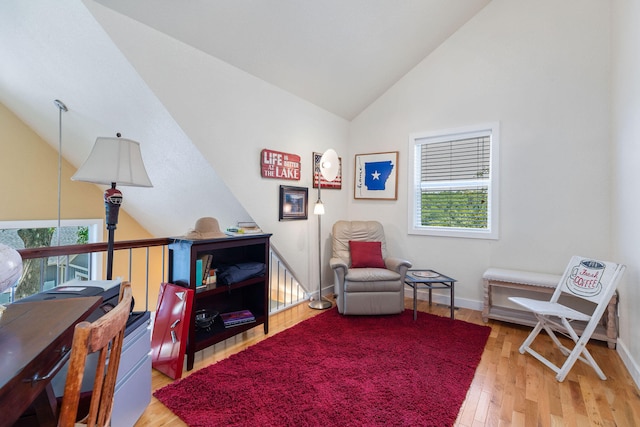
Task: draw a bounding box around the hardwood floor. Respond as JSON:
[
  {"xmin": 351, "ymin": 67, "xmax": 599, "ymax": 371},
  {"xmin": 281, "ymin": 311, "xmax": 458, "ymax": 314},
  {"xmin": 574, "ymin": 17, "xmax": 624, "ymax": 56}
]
[{"xmin": 135, "ymin": 298, "xmax": 640, "ymax": 426}]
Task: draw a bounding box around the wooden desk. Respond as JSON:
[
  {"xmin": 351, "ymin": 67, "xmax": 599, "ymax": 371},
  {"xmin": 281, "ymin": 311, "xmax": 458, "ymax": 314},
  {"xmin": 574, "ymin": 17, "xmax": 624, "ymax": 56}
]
[{"xmin": 0, "ymin": 296, "xmax": 102, "ymax": 427}]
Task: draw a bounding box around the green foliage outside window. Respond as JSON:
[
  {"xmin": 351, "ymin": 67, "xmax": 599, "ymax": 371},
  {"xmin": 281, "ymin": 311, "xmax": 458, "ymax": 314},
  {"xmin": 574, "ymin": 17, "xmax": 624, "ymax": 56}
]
[
  {"xmin": 2, "ymin": 226, "xmax": 91, "ymax": 300},
  {"xmin": 420, "ymin": 189, "xmax": 488, "ymax": 229},
  {"xmin": 77, "ymin": 226, "xmax": 89, "ymax": 244},
  {"xmin": 16, "ymin": 228, "xmax": 55, "ymax": 298}
]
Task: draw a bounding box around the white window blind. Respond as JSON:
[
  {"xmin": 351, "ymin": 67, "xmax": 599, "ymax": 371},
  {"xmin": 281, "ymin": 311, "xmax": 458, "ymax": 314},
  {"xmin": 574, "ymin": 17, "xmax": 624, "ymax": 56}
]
[{"xmin": 408, "ymin": 123, "xmax": 499, "ymax": 239}]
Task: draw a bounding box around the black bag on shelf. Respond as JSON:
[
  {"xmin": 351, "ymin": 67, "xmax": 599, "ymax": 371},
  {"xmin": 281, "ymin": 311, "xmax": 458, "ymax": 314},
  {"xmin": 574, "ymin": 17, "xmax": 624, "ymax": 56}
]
[{"xmin": 216, "ymin": 262, "xmax": 266, "ymax": 285}]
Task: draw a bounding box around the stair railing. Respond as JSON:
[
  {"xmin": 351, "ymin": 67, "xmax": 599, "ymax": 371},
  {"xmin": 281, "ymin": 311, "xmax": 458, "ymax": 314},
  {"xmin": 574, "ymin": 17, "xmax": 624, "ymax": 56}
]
[{"xmin": 14, "ymin": 238, "xmax": 308, "ymax": 314}]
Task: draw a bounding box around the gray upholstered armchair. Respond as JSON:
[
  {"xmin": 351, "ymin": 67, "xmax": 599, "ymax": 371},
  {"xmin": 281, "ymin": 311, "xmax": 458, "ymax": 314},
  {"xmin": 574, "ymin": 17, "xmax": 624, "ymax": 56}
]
[{"xmin": 330, "ymin": 220, "xmax": 412, "ymax": 315}]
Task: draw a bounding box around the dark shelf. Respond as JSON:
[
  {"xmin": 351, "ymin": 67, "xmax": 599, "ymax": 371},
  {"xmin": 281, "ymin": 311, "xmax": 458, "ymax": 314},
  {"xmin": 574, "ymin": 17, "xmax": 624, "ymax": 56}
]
[
  {"xmin": 194, "ymin": 275, "xmax": 266, "ymax": 296},
  {"xmin": 194, "ymin": 315, "xmax": 265, "ymax": 352},
  {"xmin": 168, "ymin": 234, "xmax": 271, "ymax": 371}
]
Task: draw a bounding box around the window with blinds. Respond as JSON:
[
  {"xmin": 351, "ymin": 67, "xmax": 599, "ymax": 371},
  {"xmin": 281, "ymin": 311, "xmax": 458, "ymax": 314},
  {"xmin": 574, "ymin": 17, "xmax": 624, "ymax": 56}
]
[{"xmin": 408, "ymin": 123, "xmax": 499, "ymax": 239}]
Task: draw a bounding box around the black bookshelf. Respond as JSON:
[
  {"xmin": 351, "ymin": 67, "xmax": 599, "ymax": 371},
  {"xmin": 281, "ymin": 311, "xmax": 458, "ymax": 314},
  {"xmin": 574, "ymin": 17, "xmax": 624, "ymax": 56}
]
[{"xmin": 168, "ymin": 234, "xmax": 271, "ymax": 371}]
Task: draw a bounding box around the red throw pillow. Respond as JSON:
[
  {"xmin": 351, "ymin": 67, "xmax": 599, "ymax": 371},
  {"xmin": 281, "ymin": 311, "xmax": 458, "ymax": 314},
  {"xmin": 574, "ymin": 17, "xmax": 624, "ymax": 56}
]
[{"xmin": 349, "ymin": 241, "xmax": 386, "ymax": 268}]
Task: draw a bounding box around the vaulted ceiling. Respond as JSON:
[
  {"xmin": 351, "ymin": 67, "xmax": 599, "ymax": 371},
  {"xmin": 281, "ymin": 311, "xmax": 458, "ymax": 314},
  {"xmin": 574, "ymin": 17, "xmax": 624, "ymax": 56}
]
[
  {"xmin": 0, "ymin": 0, "xmax": 490, "ymax": 236},
  {"xmin": 96, "ymin": 0, "xmax": 491, "ymax": 120}
]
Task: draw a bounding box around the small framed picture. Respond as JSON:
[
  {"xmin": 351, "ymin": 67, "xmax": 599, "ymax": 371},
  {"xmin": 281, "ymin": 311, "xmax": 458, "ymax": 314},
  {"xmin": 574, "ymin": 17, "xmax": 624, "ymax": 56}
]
[
  {"xmin": 279, "ymin": 185, "xmax": 308, "ymax": 221},
  {"xmin": 354, "ymin": 151, "xmax": 399, "ymax": 200},
  {"xmin": 312, "ymin": 152, "xmax": 342, "ymax": 189}
]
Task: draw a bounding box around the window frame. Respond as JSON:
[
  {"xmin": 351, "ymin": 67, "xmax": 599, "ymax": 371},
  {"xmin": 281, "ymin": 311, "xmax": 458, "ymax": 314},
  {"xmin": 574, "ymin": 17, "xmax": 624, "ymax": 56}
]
[
  {"xmin": 0, "ymin": 219, "xmax": 104, "ymax": 302},
  {"xmin": 408, "ymin": 122, "xmax": 499, "ymax": 239}
]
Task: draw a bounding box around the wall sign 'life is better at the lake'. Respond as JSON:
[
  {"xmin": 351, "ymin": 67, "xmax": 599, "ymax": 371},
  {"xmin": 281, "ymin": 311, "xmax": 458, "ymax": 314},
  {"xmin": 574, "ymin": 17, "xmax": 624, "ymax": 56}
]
[{"xmin": 260, "ymin": 149, "xmax": 301, "ymax": 180}]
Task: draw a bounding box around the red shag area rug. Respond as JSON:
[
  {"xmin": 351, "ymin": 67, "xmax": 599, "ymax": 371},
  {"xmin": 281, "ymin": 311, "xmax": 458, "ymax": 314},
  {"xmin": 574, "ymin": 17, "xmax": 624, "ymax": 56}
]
[{"xmin": 154, "ymin": 308, "xmax": 490, "ymax": 427}]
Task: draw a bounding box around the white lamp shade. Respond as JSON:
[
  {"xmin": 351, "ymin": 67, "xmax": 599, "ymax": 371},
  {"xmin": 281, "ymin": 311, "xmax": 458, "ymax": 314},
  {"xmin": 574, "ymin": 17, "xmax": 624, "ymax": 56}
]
[
  {"xmin": 313, "ymin": 200, "xmax": 325, "ymax": 215},
  {"xmin": 319, "ymin": 149, "xmax": 339, "ymax": 182},
  {"xmin": 72, "ymin": 137, "xmax": 152, "ymax": 187}
]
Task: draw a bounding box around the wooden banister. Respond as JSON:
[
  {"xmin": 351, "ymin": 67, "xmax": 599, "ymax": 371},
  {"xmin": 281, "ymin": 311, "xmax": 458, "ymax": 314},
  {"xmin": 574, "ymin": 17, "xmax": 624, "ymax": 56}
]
[{"xmin": 17, "ymin": 237, "xmax": 172, "ymax": 259}]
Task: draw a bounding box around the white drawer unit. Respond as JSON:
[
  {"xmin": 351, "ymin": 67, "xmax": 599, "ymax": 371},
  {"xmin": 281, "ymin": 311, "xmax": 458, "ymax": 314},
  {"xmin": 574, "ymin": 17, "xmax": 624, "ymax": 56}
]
[{"xmin": 112, "ymin": 315, "xmax": 152, "ymax": 427}]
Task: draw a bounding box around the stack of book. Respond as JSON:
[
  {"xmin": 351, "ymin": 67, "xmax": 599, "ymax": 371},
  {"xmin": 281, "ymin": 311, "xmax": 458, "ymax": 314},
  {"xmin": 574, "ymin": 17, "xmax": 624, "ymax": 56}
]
[
  {"xmin": 220, "ymin": 310, "xmax": 255, "ymax": 328},
  {"xmin": 225, "ymin": 221, "xmax": 263, "ymax": 236},
  {"xmin": 204, "ymin": 269, "xmax": 217, "ymax": 285},
  {"xmin": 196, "ymin": 254, "xmax": 215, "ymax": 289}
]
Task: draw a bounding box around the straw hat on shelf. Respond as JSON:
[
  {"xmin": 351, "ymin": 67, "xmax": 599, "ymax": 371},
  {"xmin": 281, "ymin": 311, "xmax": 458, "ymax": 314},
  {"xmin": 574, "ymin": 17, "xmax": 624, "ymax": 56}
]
[{"xmin": 184, "ymin": 217, "xmax": 227, "ymax": 239}]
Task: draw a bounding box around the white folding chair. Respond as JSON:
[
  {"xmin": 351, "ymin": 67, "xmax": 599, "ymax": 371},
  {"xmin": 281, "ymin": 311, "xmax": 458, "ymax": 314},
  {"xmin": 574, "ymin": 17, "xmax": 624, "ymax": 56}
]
[{"xmin": 509, "ymin": 256, "xmax": 625, "ymax": 382}]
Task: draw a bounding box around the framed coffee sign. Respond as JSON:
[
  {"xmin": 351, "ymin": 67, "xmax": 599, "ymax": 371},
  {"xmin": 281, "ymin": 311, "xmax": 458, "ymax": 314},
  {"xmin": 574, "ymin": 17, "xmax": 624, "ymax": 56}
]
[{"xmin": 261, "ymin": 149, "xmax": 301, "ymax": 180}]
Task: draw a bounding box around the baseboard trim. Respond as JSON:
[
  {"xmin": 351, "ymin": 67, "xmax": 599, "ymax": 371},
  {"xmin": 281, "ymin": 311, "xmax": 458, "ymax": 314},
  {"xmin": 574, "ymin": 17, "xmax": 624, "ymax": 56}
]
[
  {"xmin": 404, "ymin": 287, "xmax": 483, "ymax": 311},
  {"xmin": 616, "ymin": 338, "xmax": 640, "ymax": 390}
]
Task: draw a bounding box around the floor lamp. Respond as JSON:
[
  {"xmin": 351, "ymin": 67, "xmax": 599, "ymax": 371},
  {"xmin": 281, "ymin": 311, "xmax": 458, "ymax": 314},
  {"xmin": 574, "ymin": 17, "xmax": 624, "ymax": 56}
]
[
  {"xmin": 72, "ymin": 135, "xmax": 152, "ymax": 280},
  {"xmin": 309, "ymin": 149, "xmax": 339, "ymax": 310}
]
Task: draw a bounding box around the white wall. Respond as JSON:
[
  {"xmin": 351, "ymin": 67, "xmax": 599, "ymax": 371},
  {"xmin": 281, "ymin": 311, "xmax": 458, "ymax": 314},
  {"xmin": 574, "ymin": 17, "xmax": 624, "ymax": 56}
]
[
  {"xmin": 86, "ymin": 2, "xmax": 351, "ymax": 290},
  {"xmin": 349, "ymin": 0, "xmax": 612, "ymax": 306},
  {"xmin": 611, "ymin": 0, "xmax": 640, "ymax": 387}
]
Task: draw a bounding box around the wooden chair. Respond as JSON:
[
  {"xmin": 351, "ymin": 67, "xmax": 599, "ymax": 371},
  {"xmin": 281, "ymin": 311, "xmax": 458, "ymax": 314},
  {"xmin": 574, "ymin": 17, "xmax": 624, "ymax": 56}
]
[
  {"xmin": 509, "ymin": 256, "xmax": 625, "ymax": 382},
  {"xmin": 57, "ymin": 282, "xmax": 132, "ymax": 427}
]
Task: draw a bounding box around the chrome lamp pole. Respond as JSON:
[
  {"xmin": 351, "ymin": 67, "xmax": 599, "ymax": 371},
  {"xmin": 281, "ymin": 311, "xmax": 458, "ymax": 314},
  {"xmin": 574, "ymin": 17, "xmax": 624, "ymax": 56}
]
[{"xmin": 309, "ymin": 149, "xmax": 339, "ymax": 310}]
